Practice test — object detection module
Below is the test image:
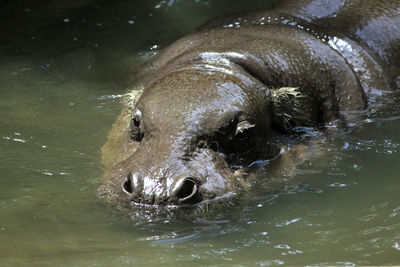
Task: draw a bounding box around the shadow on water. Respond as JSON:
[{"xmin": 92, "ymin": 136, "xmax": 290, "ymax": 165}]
[{"xmin": 1, "ymin": 0, "xmax": 400, "ymax": 266}]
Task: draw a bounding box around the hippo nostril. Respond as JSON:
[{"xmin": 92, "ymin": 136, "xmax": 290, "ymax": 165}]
[
  {"xmin": 175, "ymin": 177, "xmax": 199, "ymax": 203},
  {"xmin": 122, "ymin": 176, "xmax": 133, "ymax": 194}
]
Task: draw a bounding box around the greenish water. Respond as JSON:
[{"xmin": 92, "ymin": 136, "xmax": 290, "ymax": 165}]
[{"xmin": 1, "ymin": 0, "xmax": 400, "ymax": 266}]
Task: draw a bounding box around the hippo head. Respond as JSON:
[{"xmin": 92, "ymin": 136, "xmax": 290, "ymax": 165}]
[{"xmin": 99, "ymin": 59, "xmax": 284, "ymax": 207}]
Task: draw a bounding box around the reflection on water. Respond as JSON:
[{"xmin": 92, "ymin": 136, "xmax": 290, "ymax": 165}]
[{"xmin": 1, "ymin": 0, "xmax": 400, "ymax": 266}]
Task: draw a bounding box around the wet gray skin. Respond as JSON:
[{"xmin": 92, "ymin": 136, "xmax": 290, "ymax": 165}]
[{"xmin": 99, "ymin": 0, "xmax": 400, "ymax": 207}]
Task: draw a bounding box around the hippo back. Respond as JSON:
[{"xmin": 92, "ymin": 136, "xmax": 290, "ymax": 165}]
[{"xmin": 137, "ymin": 0, "xmax": 400, "ymax": 105}]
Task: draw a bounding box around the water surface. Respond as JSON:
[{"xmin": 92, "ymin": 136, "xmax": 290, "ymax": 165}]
[{"xmin": 1, "ymin": 0, "xmax": 400, "ymax": 266}]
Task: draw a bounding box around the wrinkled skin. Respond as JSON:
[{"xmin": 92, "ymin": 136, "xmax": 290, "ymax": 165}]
[{"xmin": 99, "ymin": 0, "xmax": 400, "ymax": 207}]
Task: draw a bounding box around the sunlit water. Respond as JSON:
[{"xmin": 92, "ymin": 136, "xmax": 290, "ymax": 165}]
[{"xmin": 1, "ymin": 0, "xmax": 400, "ymax": 266}]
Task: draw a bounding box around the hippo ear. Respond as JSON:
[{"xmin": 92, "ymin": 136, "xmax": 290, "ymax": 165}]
[{"xmin": 270, "ymin": 87, "xmax": 305, "ymax": 131}]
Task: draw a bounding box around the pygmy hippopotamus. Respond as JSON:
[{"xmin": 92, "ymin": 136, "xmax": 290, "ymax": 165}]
[{"xmin": 99, "ymin": 0, "xmax": 400, "ymax": 208}]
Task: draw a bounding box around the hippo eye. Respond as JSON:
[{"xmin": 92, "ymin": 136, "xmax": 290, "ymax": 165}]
[{"xmin": 129, "ymin": 109, "xmax": 144, "ymax": 142}]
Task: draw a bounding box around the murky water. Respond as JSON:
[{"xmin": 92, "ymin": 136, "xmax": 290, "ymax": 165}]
[{"xmin": 1, "ymin": 0, "xmax": 400, "ymax": 266}]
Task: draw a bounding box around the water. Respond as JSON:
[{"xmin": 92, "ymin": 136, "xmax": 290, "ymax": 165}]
[{"xmin": 1, "ymin": 0, "xmax": 400, "ymax": 265}]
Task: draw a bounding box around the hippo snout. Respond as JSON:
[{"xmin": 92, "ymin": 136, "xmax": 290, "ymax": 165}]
[{"xmin": 122, "ymin": 172, "xmax": 201, "ymax": 205}]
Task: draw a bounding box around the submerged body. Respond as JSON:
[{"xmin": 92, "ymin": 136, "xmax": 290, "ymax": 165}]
[{"xmin": 99, "ymin": 0, "xmax": 400, "ymax": 207}]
